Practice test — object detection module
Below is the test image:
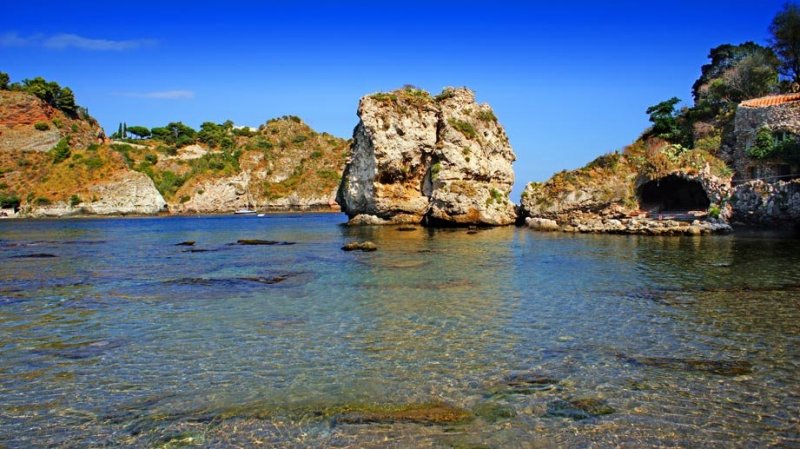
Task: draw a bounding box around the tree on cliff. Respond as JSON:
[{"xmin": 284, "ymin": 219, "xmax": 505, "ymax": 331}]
[
  {"xmin": 643, "ymin": 97, "xmax": 691, "ymax": 146},
  {"xmin": 126, "ymin": 126, "xmax": 151, "ymax": 139},
  {"xmin": 0, "ymin": 72, "xmax": 8, "ymax": 90},
  {"xmin": 691, "ymin": 43, "xmax": 779, "ymax": 119},
  {"xmin": 770, "ymin": 2, "xmax": 800, "ymax": 83},
  {"xmin": 8, "ymin": 77, "xmax": 79, "ymax": 117}
]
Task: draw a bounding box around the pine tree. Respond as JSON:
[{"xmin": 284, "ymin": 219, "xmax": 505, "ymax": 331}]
[
  {"xmin": 123, "ymin": 122, "xmax": 127, "ymax": 139},
  {"xmin": 117, "ymin": 123, "xmax": 123, "ymax": 139}
]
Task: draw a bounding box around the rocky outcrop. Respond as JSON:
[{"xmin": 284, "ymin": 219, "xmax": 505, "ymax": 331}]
[
  {"xmin": 519, "ymin": 140, "xmax": 733, "ymax": 235},
  {"xmin": 0, "ymin": 91, "xmax": 103, "ymax": 153},
  {"xmin": 27, "ymin": 171, "xmax": 166, "ymax": 217},
  {"xmin": 337, "ymin": 87, "xmax": 516, "ymax": 226},
  {"xmin": 732, "ymin": 179, "xmax": 800, "ymax": 225}
]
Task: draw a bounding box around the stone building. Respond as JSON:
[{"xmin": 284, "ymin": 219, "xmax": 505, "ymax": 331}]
[{"xmin": 732, "ymin": 93, "xmax": 800, "ymax": 181}]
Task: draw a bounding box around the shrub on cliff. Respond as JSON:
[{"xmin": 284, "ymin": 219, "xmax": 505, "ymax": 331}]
[{"xmin": 50, "ymin": 138, "xmax": 71, "ymax": 164}]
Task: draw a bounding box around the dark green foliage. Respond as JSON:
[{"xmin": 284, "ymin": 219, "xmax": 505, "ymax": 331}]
[
  {"xmin": 152, "ymin": 170, "xmax": 185, "ymax": 198},
  {"xmin": 10, "ymin": 77, "xmax": 78, "ymax": 116},
  {"xmin": 643, "ymin": 98, "xmax": 692, "ymax": 146},
  {"xmin": 34, "ymin": 121, "xmax": 50, "ymax": 131},
  {"xmin": 770, "ymin": 2, "xmax": 800, "ymax": 82},
  {"xmin": 50, "ymin": 138, "xmax": 71, "ymax": 164},
  {"xmin": 448, "ymin": 118, "xmax": 477, "ymax": 139},
  {"xmin": 0, "ymin": 71, "xmax": 9, "ymax": 90},
  {"xmin": 232, "ymin": 126, "xmax": 255, "ymax": 137},
  {"xmin": 144, "ymin": 153, "xmax": 158, "ymax": 165},
  {"xmin": 747, "ymin": 127, "xmax": 800, "ymax": 163},
  {"xmin": 292, "ymin": 135, "xmax": 308, "ymax": 144},
  {"xmin": 310, "ymin": 150, "xmax": 323, "ymax": 159},
  {"xmin": 0, "ymin": 193, "xmax": 20, "ymax": 210},
  {"xmin": 34, "ymin": 197, "xmax": 51, "ymax": 206},
  {"xmin": 127, "ymin": 126, "xmax": 151, "ymax": 139},
  {"xmin": 70, "ymin": 123, "xmax": 78, "ymax": 133},
  {"xmin": 151, "ymin": 122, "xmax": 196, "ymax": 147},
  {"xmin": 197, "ymin": 121, "xmax": 236, "ymax": 150},
  {"xmin": 69, "ymin": 195, "xmax": 81, "ymax": 207}
]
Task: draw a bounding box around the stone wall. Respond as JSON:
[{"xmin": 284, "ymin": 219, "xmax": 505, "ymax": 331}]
[
  {"xmin": 732, "ymin": 100, "xmax": 800, "ymax": 180},
  {"xmin": 732, "ymin": 179, "xmax": 800, "ymax": 225}
]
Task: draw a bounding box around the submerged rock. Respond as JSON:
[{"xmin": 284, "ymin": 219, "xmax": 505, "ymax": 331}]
[
  {"xmin": 337, "ymin": 87, "xmax": 516, "ymax": 226},
  {"xmin": 545, "ymin": 398, "xmax": 615, "ymax": 420},
  {"xmin": 9, "ymin": 253, "xmax": 58, "ymax": 258},
  {"xmin": 175, "ymin": 241, "xmax": 195, "ymax": 246},
  {"xmin": 624, "ymin": 355, "xmax": 753, "ymax": 376},
  {"xmin": 236, "ymin": 239, "xmax": 295, "ymax": 246},
  {"xmin": 332, "ymin": 402, "xmax": 472, "ymax": 426},
  {"xmin": 342, "ymin": 241, "xmax": 378, "ymax": 252}
]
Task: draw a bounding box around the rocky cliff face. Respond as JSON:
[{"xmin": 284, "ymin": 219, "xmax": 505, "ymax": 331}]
[
  {"xmin": 28, "ymin": 171, "xmax": 166, "ymax": 217},
  {"xmin": 519, "ymin": 139, "xmax": 733, "ymax": 235},
  {"xmin": 0, "ymin": 91, "xmax": 103, "ymax": 152},
  {"xmin": 337, "ymin": 87, "xmax": 516, "ymax": 226}
]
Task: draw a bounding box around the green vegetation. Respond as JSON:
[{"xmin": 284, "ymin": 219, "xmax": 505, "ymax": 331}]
[
  {"xmin": 770, "ymin": 2, "xmax": 800, "ymax": 83},
  {"xmin": 0, "ymin": 193, "xmax": 20, "ymax": 210},
  {"xmin": 34, "ymin": 121, "xmax": 50, "ymax": 131},
  {"xmin": 151, "ymin": 122, "xmax": 197, "ymax": 147},
  {"xmin": 708, "ymin": 203, "xmax": 722, "ymax": 219},
  {"xmin": 50, "ymin": 138, "xmax": 71, "ymax": 164},
  {"xmin": 476, "ymin": 110, "xmax": 497, "ymax": 123},
  {"xmin": 485, "ymin": 188, "xmax": 505, "ymax": 206},
  {"xmin": 448, "ymin": 118, "xmax": 477, "ymax": 140},
  {"xmin": 747, "ymin": 127, "xmax": 800, "ymax": 163},
  {"xmin": 126, "ymin": 125, "xmax": 151, "ymax": 139},
  {"xmin": 69, "ymin": 195, "xmax": 81, "ymax": 207},
  {"xmin": 0, "ymin": 74, "xmax": 79, "ymax": 117},
  {"xmin": 430, "ymin": 162, "xmax": 442, "ymax": 179}
]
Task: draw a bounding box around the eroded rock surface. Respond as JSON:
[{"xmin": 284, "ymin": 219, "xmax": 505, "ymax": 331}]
[{"xmin": 337, "ymin": 87, "xmax": 516, "ymax": 226}]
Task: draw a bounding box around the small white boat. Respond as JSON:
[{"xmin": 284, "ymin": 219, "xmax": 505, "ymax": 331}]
[
  {"xmin": 257, "ymin": 213, "xmax": 265, "ymax": 217},
  {"xmin": 234, "ymin": 209, "xmax": 256, "ymax": 215}
]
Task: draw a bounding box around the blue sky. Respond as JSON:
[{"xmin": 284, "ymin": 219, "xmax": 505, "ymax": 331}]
[{"xmin": 0, "ymin": 1, "xmax": 786, "ymax": 197}]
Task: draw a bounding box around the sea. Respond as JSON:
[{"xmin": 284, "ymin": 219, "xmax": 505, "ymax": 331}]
[{"xmin": 0, "ymin": 214, "xmax": 798, "ymax": 448}]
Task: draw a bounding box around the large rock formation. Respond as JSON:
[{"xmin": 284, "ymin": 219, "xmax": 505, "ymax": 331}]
[
  {"xmin": 337, "ymin": 87, "xmax": 516, "ymax": 226},
  {"xmin": 28, "ymin": 171, "xmax": 166, "ymax": 217},
  {"xmin": 519, "ymin": 139, "xmax": 733, "ymax": 235}
]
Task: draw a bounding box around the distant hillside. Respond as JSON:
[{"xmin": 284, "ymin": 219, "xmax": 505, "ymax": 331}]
[
  {"xmin": 108, "ymin": 116, "xmax": 349, "ymax": 213},
  {"xmin": 0, "ymin": 72, "xmax": 349, "ymax": 217}
]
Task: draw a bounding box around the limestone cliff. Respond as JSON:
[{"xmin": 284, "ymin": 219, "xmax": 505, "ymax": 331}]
[
  {"xmin": 519, "ymin": 138, "xmax": 733, "ymax": 235},
  {"xmin": 337, "ymin": 87, "xmax": 516, "ymax": 226}
]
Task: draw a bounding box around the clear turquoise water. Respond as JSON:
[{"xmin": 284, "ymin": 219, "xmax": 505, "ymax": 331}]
[{"xmin": 0, "ymin": 214, "xmax": 798, "ymax": 448}]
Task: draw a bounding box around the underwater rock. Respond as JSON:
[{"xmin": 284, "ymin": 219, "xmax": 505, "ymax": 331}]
[
  {"xmin": 175, "ymin": 241, "xmax": 196, "ymax": 246},
  {"xmin": 332, "ymin": 402, "xmax": 472, "ymax": 426},
  {"xmin": 236, "ymin": 239, "xmax": 295, "ymax": 246},
  {"xmin": 10, "ymin": 253, "xmax": 57, "ymax": 258},
  {"xmin": 625, "ymin": 356, "xmax": 753, "ymax": 376},
  {"xmin": 545, "ymin": 397, "xmax": 615, "ymax": 420}
]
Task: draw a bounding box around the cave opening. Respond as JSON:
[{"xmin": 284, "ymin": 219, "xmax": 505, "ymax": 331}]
[{"xmin": 637, "ymin": 175, "xmax": 710, "ymax": 213}]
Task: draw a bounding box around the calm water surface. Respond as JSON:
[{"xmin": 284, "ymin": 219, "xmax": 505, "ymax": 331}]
[{"xmin": 0, "ymin": 214, "xmax": 798, "ymax": 448}]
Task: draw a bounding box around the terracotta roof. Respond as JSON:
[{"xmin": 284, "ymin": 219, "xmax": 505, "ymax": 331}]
[{"xmin": 740, "ymin": 93, "xmax": 800, "ymax": 108}]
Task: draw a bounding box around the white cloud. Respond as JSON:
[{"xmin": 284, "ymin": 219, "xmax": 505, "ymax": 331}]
[
  {"xmin": 0, "ymin": 32, "xmax": 156, "ymax": 51},
  {"xmin": 114, "ymin": 90, "xmax": 195, "ymax": 100}
]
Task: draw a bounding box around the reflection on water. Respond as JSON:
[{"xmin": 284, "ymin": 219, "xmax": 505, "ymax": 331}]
[{"xmin": 0, "ymin": 215, "xmax": 798, "ymax": 448}]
